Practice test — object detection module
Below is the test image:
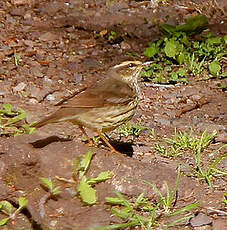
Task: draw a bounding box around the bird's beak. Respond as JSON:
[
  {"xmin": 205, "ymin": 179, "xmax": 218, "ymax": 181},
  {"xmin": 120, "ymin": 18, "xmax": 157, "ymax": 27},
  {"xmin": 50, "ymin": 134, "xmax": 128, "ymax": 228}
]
[{"xmin": 142, "ymin": 61, "xmax": 153, "ymax": 66}]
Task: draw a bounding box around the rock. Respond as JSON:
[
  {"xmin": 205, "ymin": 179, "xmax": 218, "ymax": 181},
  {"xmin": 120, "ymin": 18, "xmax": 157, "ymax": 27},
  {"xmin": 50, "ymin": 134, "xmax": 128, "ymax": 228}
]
[
  {"xmin": 46, "ymin": 94, "xmax": 55, "ymax": 101},
  {"xmin": 10, "ymin": 7, "xmax": 26, "ymax": 16},
  {"xmin": 74, "ymin": 73, "xmax": 83, "ymax": 84},
  {"xmin": 215, "ymin": 133, "xmax": 227, "ymax": 143},
  {"xmin": 213, "ymin": 218, "xmax": 227, "ymax": 230},
  {"xmin": 190, "ymin": 213, "xmax": 212, "ymax": 227},
  {"xmin": 23, "ymin": 40, "xmax": 35, "ymax": 47},
  {"xmin": 29, "ymin": 98, "xmax": 38, "ymax": 104},
  {"xmin": 120, "ymin": 41, "xmax": 131, "ymax": 50},
  {"xmin": 30, "ymin": 66, "xmax": 43, "ymax": 78},
  {"xmin": 11, "ymin": 0, "xmax": 32, "ymax": 6},
  {"xmin": 13, "ymin": 82, "xmax": 26, "ymax": 92},
  {"xmin": 83, "ymin": 58, "xmax": 100, "ymax": 69},
  {"xmin": 0, "ymin": 160, "xmax": 6, "ymax": 175},
  {"xmin": 43, "ymin": 76, "xmax": 53, "ymax": 84},
  {"xmin": 29, "ymin": 85, "xmax": 41, "ymax": 99},
  {"xmin": 39, "ymin": 32, "xmax": 59, "ymax": 42}
]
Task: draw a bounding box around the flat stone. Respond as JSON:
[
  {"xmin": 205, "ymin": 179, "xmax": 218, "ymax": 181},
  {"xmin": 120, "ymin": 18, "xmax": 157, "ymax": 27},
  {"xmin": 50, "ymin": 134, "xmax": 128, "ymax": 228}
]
[
  {"xmin": 13, "ymin": 82, "xmax": 27, "ymax": 92},
  {"xmin": 39, "ymin": 32, "xmax": 59, "ymax": 41},
  {"xmin": 190, "ymin": 213, "xmax": 212, "ymax": 227}
]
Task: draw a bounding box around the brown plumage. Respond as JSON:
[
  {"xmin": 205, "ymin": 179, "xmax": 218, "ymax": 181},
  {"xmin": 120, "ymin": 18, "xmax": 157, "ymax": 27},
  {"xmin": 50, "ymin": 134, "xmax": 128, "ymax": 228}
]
[{"xmin": 33, "ymin": 60, "xmax": 144, "ymax": 153}]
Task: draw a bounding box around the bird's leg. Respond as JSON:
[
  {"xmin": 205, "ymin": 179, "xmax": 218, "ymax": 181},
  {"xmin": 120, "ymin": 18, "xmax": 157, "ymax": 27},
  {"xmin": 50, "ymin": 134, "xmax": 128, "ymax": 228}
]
[
  {"xmin": 97, "ymin": 132, "xmax": 122, "ymax": 155},
  {"xmin": 79, "ymin": 126, "xmax": 94, "ymax": 146}
]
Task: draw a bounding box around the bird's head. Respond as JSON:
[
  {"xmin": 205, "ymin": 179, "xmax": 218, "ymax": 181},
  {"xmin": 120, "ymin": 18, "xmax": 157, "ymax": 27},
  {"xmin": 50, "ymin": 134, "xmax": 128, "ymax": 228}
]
[{"xmin": 111, "ymin": 60, "xmax": 143, "ymax": 84}]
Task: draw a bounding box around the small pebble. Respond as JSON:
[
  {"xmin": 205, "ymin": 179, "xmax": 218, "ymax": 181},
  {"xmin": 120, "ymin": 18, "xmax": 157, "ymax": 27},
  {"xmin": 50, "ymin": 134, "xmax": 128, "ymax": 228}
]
[
  {"xmin": 46, "ymin": 94, "xmax": 55, "ymax": 101},
  {"xmin": 13, "ymin": 82, "xmax": 26, "ymax": 92}
]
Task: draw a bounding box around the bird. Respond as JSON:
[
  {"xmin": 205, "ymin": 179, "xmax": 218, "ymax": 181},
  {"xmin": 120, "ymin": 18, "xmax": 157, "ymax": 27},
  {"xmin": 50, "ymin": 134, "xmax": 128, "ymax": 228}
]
[{"xmin": 32, "ymin": 60, "xmax": 146, "ymax": 153}]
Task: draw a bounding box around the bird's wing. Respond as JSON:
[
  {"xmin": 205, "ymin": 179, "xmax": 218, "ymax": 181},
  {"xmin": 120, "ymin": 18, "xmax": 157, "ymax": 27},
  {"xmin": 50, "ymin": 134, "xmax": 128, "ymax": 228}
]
[{"xmin": 61, "ymin": 77, "xmax": 135, "ymax": 108}]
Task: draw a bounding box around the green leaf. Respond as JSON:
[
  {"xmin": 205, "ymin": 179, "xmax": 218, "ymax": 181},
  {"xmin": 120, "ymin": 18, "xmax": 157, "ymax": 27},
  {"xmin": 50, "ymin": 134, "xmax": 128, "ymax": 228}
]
[
  {"xmin": 40, "ymin": 177, "xmax": 53, "ymax": 191},
  {"xmin": 3, "ymin": 104, "xmax": 13, "ymax": 114},
  {"xmin": 111, "ymin": 207, "xmax": 131, "ymax": 219},
  {"xmin": 219, "ymin": 72, "xmax": 227, "ymax": 79},
  {"xmin": 177, "ymin": 52, "xmax": 185, "ymax": 64},
  {"xmin": 159, "ymin": 23, "xmax": 176, "ymax": 35},
  {"xmin": 0, "ymin": 218, "xmax": 10, "ymax": 226},
  {"xmin": 223, "ymin": 193, "xmax": 227, "ymax": 205},
  {"xmin": 180, "ymin": 33, "xmax": 190, "ymax": 46},
  {"xmin": 166, "ymin": 215, "xmax": 194, "ymax": 228},
  {"xmin": 108, "ymin": 31, "xmax": 117, "ymax": 41},
  {"xmin": 73, "ymin": 157, "xmax": 82, "ymax": 176},
  {"xmin": 93, "ymin": 221, "xmax": 138, "ymax": 230},
  {"xmin": 224, "ymin": 35, "xmax": 227, "ymax": 44},
  {"xmin": 207, "ymin": 37, "xmax": 222, "ymax": 45},
  {"xmin": 22, "ymin": 124, "xmax": 36, "ymax": 134},
  {"xmin": 77, "ymin": 176, "xmax": 97, "ymax": 205},
  {"xmin": 0, "ymin": 201, "xmax": 13, "ymax": 215},
  {"xmin": 105, "ymin": 197, "xmax": 125, "ymax": 205},
  {"xmin": 177, "ymin": 68, "xmax": 186, "ymax": 77},
  {"xmin": 114, "ymin": 191, "xmax": 132, "ymax": 208},
  {"xmin": 79, "ymin": 150, "xmax": 94, "ymax": 178},
  {"xmin": 170, "ymin": 72, "xmax": 178, "ymax": 82},
  {"xmin": 135, "ymin": 193, "xmax": 149, "ymax": 207},
  {"xmin": 176, "ymin": 15, "xmax": 208, "ymax": 35},
  {"xmin": 167, "ymin": 202, "xmax": 200, "ymax": 217},
  {"xmin": 160, "ymin": 15, "xmax": 208, "ymax": 36},
  {"xmin": 209, "ymin": 61, "xmax": 221, "ymax": 76},
  {"xmin": 144, "ymin": 44, "xmax": 158, "ymax": 58},
  {"xmin": 88, "ymin": 171, "xmax": 114, "ymax": 185},
  {"xmin": 52, "ymin": 186, "xmax": 61, "ymax": 196},
  {"xmin": 40, "ymin": 177, "xmax": 61, "ymax": 195},
  {"xmin": 164, "ymin": 41, "xmax": 177, "ymax": 58},
  {"xmin": 18, "ymin": 197, "xmax": 28, "ymax": 209},
  {"xmin": 5, "ymin": 109, "xmax": 26, "ymax": 126}
]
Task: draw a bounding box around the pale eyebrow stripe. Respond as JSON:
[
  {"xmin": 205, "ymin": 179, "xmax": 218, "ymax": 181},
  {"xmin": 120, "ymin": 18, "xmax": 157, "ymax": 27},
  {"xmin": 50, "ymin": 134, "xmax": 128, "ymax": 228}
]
[{"xmin": 113, "ymin": 61, "xmax": 141, "ymax": 68}]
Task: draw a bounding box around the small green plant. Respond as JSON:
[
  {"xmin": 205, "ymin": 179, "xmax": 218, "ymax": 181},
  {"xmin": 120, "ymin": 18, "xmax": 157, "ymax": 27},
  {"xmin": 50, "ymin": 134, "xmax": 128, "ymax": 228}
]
[
  {"xmin": 155, "ymin": 129, "xmax": 217, "ymax": 158},
  {"xmin": 144, "ymin": 166, "xmax": 182, "ymax": 214},
  {"xmin": 39, "ymin": 177, "xmax": 61, "ymax": 218},
  {"xmin": 82, "ymin": 135, "xmax": 100, "ymax": 146},
  {"xmin": 108, "ymin": 31, "xmax": 117, "ymax": 41},
  {"xmin": 95, "ymin": 166, "xmax": 200, "ymax": 230},
  {"xmin": 75, "ymin": 150, "xmax": 114, "ymax": 205},
  {"xmin": 222, "ymin": 193, "xmax": 227, "ymax": 206},
  {"xmin": 150, "ymin": 128, "xmax": 156, "ymax": 139},
  {"xmin": 155, "ymin": 129, "xmax": 196, "ymax": 158},
  {"xmin": 0, "ymin": 103, "xmax": 35, "ymax": 136},
  {"xmin": 188, "ymin": 53, "xmax": 205, "ymax": 76},
  {"xmin": 217, "ymin": 82, "xmax": 227, "ymax": 91},
  {"xmin": 143, "ymin": 15, "xmax": 227, "ymax": 83},
  {"xmin": 154, "ymin": 129, "xmax": 226, "ymax": 188},
  {"xmin": 155, "ymin": 143, "xmax": 172, "ymax": 158},
  {"xmin": 169, "ymin": 68, "xmax": 188, "ymax": 83},
  {"xmin": 40, "ymin": 177, "xmax": 61, "ymax": 197},
  {"xmin": 208, "ymin": 60, "xmax": 221, "ymax": 77},
  {"xmin": 13, "ymin": 52, "xmax": 21, "ymax": 66},
  {"xmin": 117, "ymin": 122, "xmax": 148, "ymax": 138},
  {"xmin": 165, "ymin": 129, "xmax": 201, "ymax": 150},
  {"xmin": 0, "ymin": 197, "xmax": 28, "ymax": 226},
  {"xmin": 189, "ymin": 143, "xmax": 227, "ymax": 188},
  {"xmin": 56, "ymin": 150, "xmax": 114, "ymax": 205}
]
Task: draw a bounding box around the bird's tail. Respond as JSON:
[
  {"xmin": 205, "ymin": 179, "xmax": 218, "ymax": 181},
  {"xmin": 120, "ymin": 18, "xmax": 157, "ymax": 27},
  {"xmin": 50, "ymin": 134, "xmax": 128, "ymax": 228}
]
[
  {"xmin": 31, "ymin": 107, "xmax": 81, "ymax": 128},
  {"xmin": 31, "ymin": 113, "xmax": 58, "ymax": 128}
]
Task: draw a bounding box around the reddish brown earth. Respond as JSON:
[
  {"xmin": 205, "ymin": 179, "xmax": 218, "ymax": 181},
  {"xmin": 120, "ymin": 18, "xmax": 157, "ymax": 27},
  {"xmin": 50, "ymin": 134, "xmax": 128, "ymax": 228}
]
[{"xmin": 0, "ymin": 0, "xmax": 226, "ymax": 230}]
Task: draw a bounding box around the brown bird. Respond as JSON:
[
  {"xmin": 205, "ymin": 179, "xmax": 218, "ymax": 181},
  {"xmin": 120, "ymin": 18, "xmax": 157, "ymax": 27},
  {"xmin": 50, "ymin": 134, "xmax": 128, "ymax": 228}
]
[{"xmin": 33, "ymin": 60, "xmax": 146, "ymax": 153}]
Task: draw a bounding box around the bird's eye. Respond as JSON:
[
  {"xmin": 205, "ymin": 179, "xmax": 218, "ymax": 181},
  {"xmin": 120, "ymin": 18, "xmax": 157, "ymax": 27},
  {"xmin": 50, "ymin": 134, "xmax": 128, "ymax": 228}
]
[{"xmin": 128, "ymin": 63, "xmax": 135, "ymax": 68}]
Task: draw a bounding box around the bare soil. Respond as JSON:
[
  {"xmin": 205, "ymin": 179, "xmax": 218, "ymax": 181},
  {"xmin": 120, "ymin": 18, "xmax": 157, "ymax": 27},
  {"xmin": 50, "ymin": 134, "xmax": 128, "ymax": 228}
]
[{"xmin": 0, "ymin": 0, "xmax": 226, "ymax": 230}]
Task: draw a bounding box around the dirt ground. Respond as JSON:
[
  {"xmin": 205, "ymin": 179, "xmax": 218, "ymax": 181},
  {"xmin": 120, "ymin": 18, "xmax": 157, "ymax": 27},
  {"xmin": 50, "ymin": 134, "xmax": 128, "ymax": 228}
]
[{"xmin": 0, "ymin": 0, "xmax": 226, "ymax": 229}]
